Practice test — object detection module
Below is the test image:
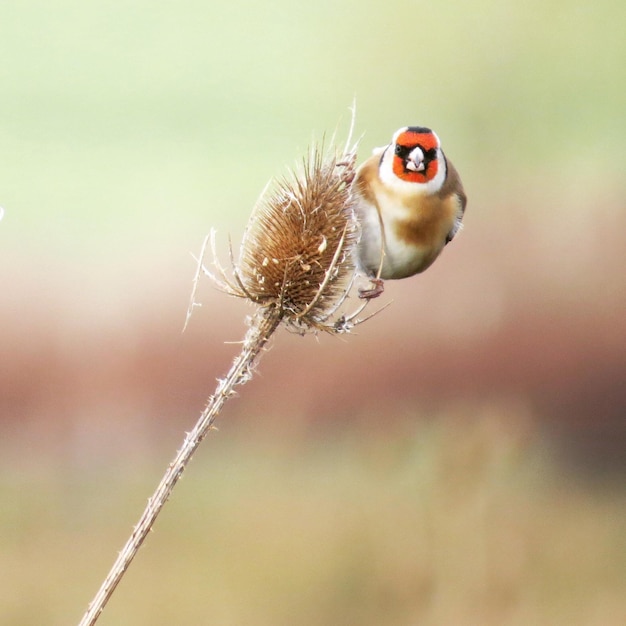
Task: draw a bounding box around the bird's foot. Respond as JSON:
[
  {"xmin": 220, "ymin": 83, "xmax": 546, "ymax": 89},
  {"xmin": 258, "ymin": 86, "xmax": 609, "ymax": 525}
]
[{"xmin": 358, "ymin": 278, "xmax": 384, "ymax": 300}]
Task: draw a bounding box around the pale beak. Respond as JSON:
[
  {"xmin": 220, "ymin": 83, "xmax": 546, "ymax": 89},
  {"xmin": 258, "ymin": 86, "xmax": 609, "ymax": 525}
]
[{"xmin": 406, "ymin": 146, "xmax": 425, "ymax": 172}]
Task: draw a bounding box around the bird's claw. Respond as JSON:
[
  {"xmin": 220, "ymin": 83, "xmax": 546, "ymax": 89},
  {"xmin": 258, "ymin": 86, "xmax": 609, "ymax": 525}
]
[{"xmin": 358, "ymin": 278, "xmax": 384, "ymax": 300}]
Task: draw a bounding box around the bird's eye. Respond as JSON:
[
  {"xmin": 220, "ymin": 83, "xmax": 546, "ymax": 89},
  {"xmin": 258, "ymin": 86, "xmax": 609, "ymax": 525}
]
[{"xmin": 394, "ymin": 144, "xmax": 403, "ymax": 155}]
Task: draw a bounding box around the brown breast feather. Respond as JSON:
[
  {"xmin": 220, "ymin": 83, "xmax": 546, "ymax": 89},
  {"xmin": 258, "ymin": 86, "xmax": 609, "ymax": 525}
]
[{"xmin": 395, "ymin": 156, "xmax": 466, "ymax": 249}]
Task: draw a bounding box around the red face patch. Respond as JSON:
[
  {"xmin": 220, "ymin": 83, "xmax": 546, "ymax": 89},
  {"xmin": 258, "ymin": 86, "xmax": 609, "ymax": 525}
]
[
  {"xmin": 396, "ymin": 129, "xmax": 439, "ymax": 152},
  {"xmin": 392, "ymin": 129, "xmax": 440, "ymax": 184}
]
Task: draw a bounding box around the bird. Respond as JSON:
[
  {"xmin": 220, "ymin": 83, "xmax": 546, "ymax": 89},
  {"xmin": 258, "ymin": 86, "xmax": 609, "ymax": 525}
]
[{"xmin": 352, "ymin": 126, "xmax": 466, "ymax": 299}]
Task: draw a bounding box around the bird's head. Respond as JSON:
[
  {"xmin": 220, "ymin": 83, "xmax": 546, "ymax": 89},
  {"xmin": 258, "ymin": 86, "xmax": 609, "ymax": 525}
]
[{"xmin": 380, "ymin": 126, "xmax": 446, "ymax": 193}]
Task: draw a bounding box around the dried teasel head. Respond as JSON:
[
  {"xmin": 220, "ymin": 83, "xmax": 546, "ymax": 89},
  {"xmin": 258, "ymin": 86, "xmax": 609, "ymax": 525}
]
[
  {"xmin": 238, "ymin": 147, "xmax": 358, "ymax": 323},
  {"xmin": 205, "ymin": 137, "xmax": 378, "ymax": 334}
]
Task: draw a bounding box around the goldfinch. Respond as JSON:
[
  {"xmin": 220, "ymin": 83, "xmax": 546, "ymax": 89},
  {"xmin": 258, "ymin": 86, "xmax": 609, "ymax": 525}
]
[{"xmin": 353, "ymin": 126, "xmax": 467, "ymax": 298}]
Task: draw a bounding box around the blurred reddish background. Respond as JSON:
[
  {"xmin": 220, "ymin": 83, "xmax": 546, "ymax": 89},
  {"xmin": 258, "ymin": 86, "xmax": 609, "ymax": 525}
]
[
  {"xmin": 3, "ymin": 194, "xmax": 624, "ymax": 475},
  {"xmin": 2, "ymin": 3, "xmax": 625, "ymax": 623}
]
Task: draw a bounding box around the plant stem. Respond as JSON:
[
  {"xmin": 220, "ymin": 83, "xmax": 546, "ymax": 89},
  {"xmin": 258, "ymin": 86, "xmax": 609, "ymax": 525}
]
[{"xmin": 78, "ymin": 306, "xmax": 283, "ymax": 626}]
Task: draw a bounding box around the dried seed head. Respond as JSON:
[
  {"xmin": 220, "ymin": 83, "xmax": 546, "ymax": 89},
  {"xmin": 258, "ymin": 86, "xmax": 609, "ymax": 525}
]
[
  {"xmin": 237, "ymin": 147, "xmax": 358, "ymax": 326},
  {"xmin": 239, "ymin": 148, "xmax": 359, "ymax": 328},
  {"xmin": 199, "ymin": 131, "xmax": 383, "ymax": 335}
]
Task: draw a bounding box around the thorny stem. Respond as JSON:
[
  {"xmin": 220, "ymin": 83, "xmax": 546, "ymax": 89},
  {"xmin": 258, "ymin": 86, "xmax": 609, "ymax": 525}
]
[{"xmin": 78, "ymin": 306, "xmax": 283, "ymax": 626}]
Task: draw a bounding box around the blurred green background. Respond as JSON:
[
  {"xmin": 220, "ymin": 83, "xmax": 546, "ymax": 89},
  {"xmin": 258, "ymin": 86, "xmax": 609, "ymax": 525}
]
[{"xmin": 1, "ymin": 1, "xmax": 625, "ymax": 624}]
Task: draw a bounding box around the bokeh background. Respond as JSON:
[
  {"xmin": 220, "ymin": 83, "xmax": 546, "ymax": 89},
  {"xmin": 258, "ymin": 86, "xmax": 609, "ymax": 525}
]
[{"xmin": 1, "ymin": 1, "xmax": 625, "ymax": 624}]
